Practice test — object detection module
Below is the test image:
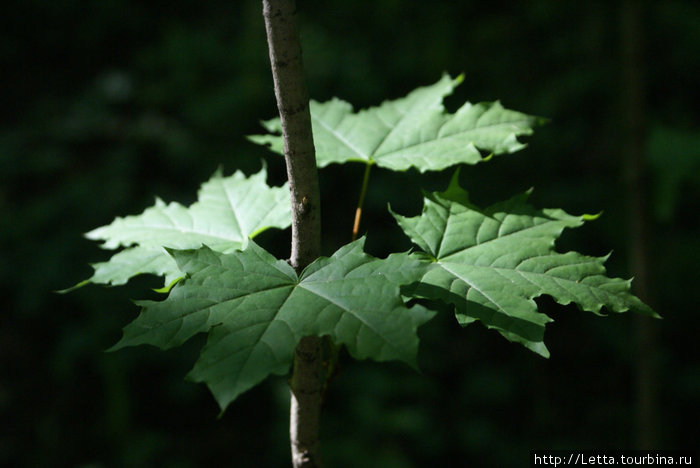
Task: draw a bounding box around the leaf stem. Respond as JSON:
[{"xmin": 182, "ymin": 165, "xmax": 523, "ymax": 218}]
[{"xmin": 351, "ymin": 162, "xmax": 373, "ymax": 241}]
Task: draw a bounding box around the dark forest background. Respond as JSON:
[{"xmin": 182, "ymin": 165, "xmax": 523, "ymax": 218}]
[{"xmin": 1, "ymin": 0, "xmax": 698, "ymax": 466}]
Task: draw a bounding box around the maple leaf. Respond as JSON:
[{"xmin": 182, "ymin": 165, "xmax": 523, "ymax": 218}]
[
  {"xmin": 111, "ymin": 239, "xmax": 434, "ymax": 409},
  {"xmin": 391, "ymin": 173, "xmax": 657, "ymax": 357},
  {"xmin": 68, "ymin": 167, "xmax": 291, "ymax": 290},
  {"xmin": 249, "ymin": 74, "xmax": 545, "ymax": 172}
]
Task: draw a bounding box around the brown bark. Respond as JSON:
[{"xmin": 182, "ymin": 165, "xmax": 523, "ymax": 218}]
[
  {"xmin": 261, "ymin": 0, "xmax": 323, "ymax": 466},
  {"xmin": 262, "ymin": 0, "xmax": 321, "ymax": 270}
]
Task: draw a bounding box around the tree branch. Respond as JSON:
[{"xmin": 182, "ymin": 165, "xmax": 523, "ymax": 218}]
[
  {"xmin": 262, "ymin": 0, "xmax": 321, "ymax": 270},
  {"xmin": 262, "ymin": 1, "xmax": 323, "ymax": 466}
]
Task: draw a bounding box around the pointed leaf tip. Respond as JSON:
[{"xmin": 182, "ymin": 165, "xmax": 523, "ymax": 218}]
[
  {"xmin": 582, "ymin": 211, "xmax": 603, "ymax": 221},
  {"xmin": 153, "ymin": 275, "xmax": 184, "ymax": 293},
  {"xmin": 56, "ymin": 279, "xmax": 91, "ymax": 294}
]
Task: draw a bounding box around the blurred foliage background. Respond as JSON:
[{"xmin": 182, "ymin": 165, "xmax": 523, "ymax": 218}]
[{"xmin": 2, "ymin": 0, "xmax": 698, "ymax": 466}]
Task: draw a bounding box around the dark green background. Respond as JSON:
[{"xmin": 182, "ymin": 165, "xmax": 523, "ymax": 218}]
[{"xmin": 2, "ymin": 1, "xmax": 698, "ymax": 466}]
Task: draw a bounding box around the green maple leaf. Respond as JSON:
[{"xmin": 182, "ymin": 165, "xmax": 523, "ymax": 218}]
[
  {"xmin": 111, "ymin": 239, "xmax": 434, "ymax": 410},
  {"xmin": 249, "ymin": 74, "xmax": 545, "ymax": 172},
  {"xmin": 391, "ymin": 174, "xmax": 657, "ymax": 357},
  {"xmin": 70, "ymin": 167, "xmax": 291, "ymax": 289}
]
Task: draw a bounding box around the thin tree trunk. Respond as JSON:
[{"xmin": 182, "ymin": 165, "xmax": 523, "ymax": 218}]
[
  {"xmin": 619, "ymin": 0, "xmax": 657, "ymax": 449},
  {"xmin": 261, "ymin": 0, "xmax": 323, "ymax": 466}
]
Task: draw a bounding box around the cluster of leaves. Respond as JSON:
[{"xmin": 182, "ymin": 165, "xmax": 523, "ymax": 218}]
[{"xmin": 72, "ymin": 75, "xmax": 655, "ymax": 411}]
